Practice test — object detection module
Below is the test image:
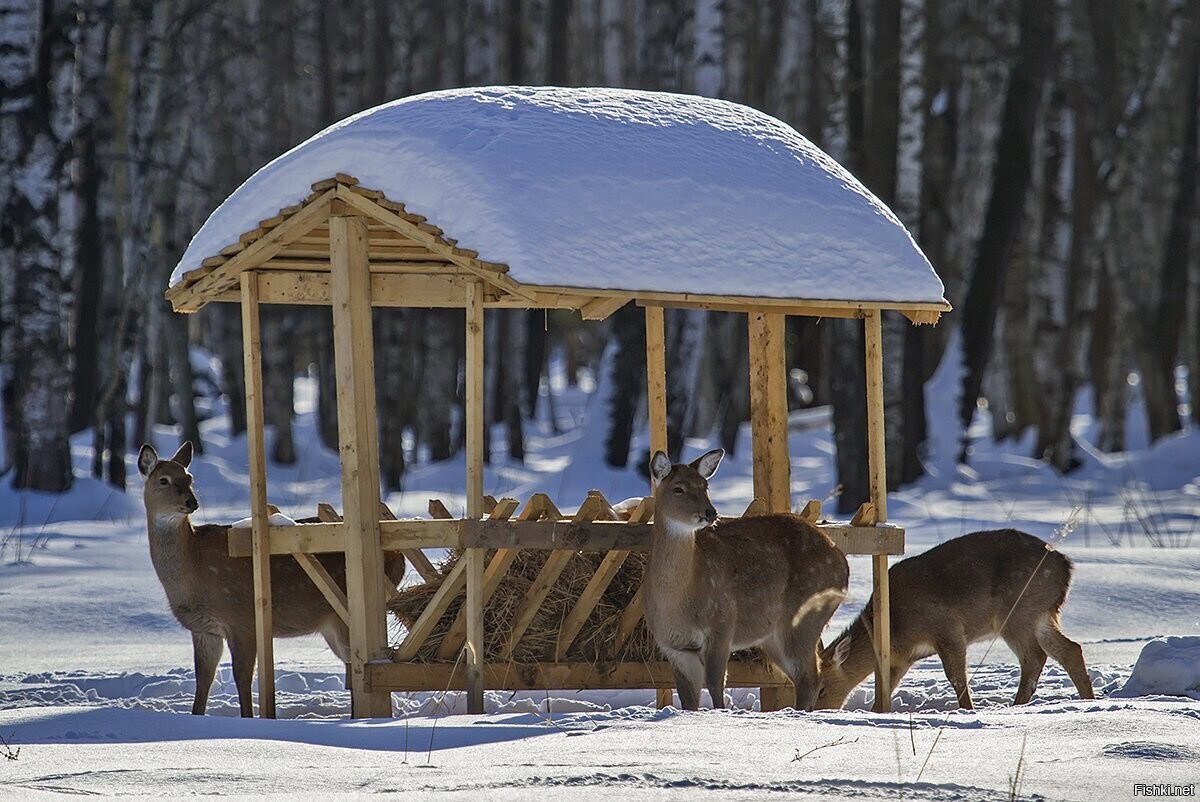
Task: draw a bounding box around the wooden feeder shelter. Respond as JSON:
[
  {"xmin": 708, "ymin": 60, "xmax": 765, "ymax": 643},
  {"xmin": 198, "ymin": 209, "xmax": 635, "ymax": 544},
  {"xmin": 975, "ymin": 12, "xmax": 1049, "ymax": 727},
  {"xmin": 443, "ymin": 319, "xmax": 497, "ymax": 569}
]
[{"xmin": 165, "ymin": 88, "xmax": 949, "ymax": 718}]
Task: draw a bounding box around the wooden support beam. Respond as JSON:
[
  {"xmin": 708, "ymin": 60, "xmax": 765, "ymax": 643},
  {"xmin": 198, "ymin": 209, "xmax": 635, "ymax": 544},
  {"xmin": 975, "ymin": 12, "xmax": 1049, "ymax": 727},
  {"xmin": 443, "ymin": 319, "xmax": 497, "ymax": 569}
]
[
  {"xmin": 464, "ymin": 279, "xmax": 486, "ymax": 714},
  {"xmin": 293, "ymin": 552, "xmax": 350, "ymax": 625},
  {"xmin": 240, "ymin": 272, "xmax": 275, "ymax": 719},
  {"xmin": 864, "ymin": 309, "xmax": 892, "ymax": 714},
  {"xmin": 742, "ymin": 498, "xmax": 767, "ymax": 517},
  {"xmin": 394, "ymin": 558, "xmax": 469, "ymax": 662},
  {"xmin": 748, "ymin": 311, "xmax": 790, "ymax": 514},
  {"xmin": 428, "ymin": 499, "xmax": 453, "ymax": 519},
  {"xmin": 645, "ymin": 306, "xmax": 668, "ymax": 462},
  {"xmin": 612, "ymin": 587, "xmax": 645, "ymax": 656},
  {"xmin": 579, "ymin": 295, "xmax": 629, "ymax": 321},
  {"xmin": 331, "ymin": 213, "xmax": 391, "ymax": 718},
  {"xmin": 850, "ymin": 502, "xmax": 878, "ymax": 527},
  {"xmin": 368, "ymin": 660, "xmax": 790, "ymax": 694}
]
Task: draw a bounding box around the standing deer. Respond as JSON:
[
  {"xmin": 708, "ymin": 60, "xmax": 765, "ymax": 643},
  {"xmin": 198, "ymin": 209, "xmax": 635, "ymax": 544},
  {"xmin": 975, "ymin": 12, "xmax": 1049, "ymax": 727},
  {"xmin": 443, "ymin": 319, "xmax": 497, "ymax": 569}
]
[
  {"xmin": 138, "ymin": 442, "xmax": 406, "ymax": 716},
  {"xmin": 643, "ymin": 449, "xmax": 849, "ymax": 711},
  {"xmin": 816, "ymin": 529, "xmax": 1095, "ymax": 710}
]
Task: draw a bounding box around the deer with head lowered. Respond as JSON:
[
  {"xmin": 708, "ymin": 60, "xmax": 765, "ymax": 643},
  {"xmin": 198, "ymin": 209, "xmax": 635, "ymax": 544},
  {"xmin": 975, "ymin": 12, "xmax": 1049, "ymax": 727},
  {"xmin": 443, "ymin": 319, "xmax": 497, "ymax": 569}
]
[
  {"xmin": 138, "ymin": 442, "xmax": 406, "ymax": 717},
  {"xmin": 816, "ymin": 528, "xmax": 1095, "ymax": 710},
  {"xmin": 643, "ymin": 449, "xmax": 849, "ymax": 710}
]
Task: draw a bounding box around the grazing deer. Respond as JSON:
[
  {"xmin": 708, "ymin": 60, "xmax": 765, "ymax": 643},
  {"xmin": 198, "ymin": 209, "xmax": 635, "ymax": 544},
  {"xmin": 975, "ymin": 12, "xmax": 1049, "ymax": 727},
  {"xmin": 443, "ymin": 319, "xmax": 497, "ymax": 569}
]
[
  {"xmin": 138, "ymin": 442, "xmax": 406, "ymax": 716},
  {"xmin": 643, "ymin": 449, "xmax": 849, "ymax": 711},
  {"xmin": 816, "ymin": 529, "xmax": 1095, "ymax": 710}
]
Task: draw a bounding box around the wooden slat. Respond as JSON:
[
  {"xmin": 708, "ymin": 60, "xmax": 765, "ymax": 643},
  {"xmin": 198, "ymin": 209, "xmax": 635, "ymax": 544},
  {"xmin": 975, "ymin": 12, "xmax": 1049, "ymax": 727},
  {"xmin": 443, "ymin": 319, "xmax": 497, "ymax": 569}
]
[
  {"xmin": 293, "ymin": 552, "xmax": 350, "ymax": 625},
  {"xmin": 742, "ymin": 498, "xmax": 767, "ymax": 517},
  {"xmin": 850, "ymin": 502, "xmax": 878, "ymax": 527},
  {"xmin": 331, "ymin": 213, "xmax": 391, "ymax": 718},
  {"xmin": 394, "ymin": 557, "xmax": 470, "ymax": 662},
  {"xmin": 369, "ymin": 660, "xmax": 789, "ymax": 693},
  {"xmin": 799, "ymin": 499, "xmax": 822, "ymax": 522},
  {"xmin": 241, "ymin": 273, "xmax": 275, "ymax": 718},
  {"xmin": 611, "ymin": 587, "xmax": 645, "ymax": 656},
  {"xmin": 428, "ymin": 499, "xmax": 453, "ymax": 519},
  {"xmin": 864, "ymin": 309, "xmax": 892, "ymax": 714}
]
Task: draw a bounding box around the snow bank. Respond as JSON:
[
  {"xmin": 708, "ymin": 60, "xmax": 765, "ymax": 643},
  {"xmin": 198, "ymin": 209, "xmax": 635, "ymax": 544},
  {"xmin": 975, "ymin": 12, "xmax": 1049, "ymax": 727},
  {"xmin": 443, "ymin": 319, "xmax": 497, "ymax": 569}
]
[
  {"xmin": 229, "ymin": 512, "xmax": 298, "ymax": 528},
  {"xmin": 1113, "ymin": 637, "xmax": 1200, "ymax": 700},
  {"xmin": 171, "ymin": 86, "xmax": 945, "ymax": 306}
]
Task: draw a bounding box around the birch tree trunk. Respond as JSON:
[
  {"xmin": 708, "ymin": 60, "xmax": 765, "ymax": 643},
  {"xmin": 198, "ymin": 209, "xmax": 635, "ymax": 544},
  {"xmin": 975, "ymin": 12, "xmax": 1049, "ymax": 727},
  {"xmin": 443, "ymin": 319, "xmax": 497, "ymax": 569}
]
[{"xmin": 0, "ymin": 0, "xmax": 78, "ymax": 491}]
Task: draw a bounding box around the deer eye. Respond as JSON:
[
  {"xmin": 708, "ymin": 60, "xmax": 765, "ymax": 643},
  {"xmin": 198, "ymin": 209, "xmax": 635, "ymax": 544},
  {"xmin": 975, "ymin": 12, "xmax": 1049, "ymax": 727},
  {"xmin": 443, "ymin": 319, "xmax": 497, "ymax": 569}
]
[
  {"xmin": 673, "ymin": 486, "xmax": 684, "ymax": 494},
  {"xmin": 158, "ymin": 477, "xmax": 170, "ymax": 487}
]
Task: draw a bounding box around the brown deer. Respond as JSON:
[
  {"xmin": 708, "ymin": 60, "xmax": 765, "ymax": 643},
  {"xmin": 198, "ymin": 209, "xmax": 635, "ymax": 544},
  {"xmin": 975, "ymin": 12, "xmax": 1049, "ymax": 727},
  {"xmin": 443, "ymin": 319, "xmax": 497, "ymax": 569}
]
[
  {"xmin": 816, "ymin": 528, "xmax": 1095, "ymax": 710},
  {"xmin": 138, "ymin": 442, "xmax": 406, "ymax": 716},
  {"xmin": 643, "ymin": 449, "xmax": 849, "ymax": 711}
]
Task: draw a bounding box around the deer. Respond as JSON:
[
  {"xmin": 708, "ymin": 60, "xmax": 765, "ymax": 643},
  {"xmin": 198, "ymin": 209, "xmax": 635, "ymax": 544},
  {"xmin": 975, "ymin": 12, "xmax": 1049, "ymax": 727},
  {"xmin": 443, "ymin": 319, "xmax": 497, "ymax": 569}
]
[
  {"xmin": 643, "ymin": 449, "xmax": 849, "ymax": 711},
  {"xmin": 816, "ymin": 528, "xmax": 1096, "ymax": 710},
  {"xmin": 138, "ymin": 442, "xmax": 406, "ymax": 717}
]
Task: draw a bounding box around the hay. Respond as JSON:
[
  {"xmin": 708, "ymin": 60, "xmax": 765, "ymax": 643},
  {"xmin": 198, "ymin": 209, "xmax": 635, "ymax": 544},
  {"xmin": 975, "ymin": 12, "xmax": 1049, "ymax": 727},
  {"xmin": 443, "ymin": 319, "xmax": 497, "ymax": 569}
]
[{"xmin": 388, "ymin": 548, "xmax": 769, "ymax": 669}]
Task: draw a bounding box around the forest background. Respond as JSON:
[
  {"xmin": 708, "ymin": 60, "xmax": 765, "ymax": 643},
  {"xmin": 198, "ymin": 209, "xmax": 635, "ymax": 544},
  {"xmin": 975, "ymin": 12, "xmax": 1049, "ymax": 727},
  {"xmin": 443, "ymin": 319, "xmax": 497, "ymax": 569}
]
[{"xmin": 1, "ymin": 0, "xmax": 1197, "ymax": 514}]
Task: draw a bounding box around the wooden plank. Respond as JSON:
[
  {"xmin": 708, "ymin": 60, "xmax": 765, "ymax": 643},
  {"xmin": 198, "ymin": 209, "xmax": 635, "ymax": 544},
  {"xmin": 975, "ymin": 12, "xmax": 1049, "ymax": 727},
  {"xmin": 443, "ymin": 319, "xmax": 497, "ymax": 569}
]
[
  {"xmin": 394, "ymin": 556, "xmax": 470, "ymax": 662},
  {"xmin": 863, "ymin": 309, "xmax": 892, "ymax": 714},
  {"xmin": 748, "ymin": 312, "xmax": 791, "ymax": 513},
  {"xmin": 850, "ymin": 502, "xmax": 877, "ymax": 527},
  {"xmin": 316, "ymin": 502, "xmax": 340, "ymax": 522},
  {"xmin": 240, "ymin": 272, "xmax": 274, "ymax": 719},
  {"xmin": 227, "ymin": 518, "xmax": 900, "ymax": 557},
  {"xmin": 645, "ymin": 306, "xmax": 668, "ymax": 463},
  {"xmin": 464, "ymin": 280, "xmax": 486, "ymax": 715},
  {"xmin": 368, "ymin": 660, "xmax": 789, "ymax": 693},
  {"xmin": 293, "ymin": 552, "xmax": 350, "ymax": 625},
  {"xmin": 167, "ymin": 190, "xmax": 335, "ymax": 312},
  {"xmin": 330, "ymin": 213, "xmax": 391, "ymax": 718},
  {"xmin": 428, "ymin": 499, "xmax": 453, "ymax": 519}
]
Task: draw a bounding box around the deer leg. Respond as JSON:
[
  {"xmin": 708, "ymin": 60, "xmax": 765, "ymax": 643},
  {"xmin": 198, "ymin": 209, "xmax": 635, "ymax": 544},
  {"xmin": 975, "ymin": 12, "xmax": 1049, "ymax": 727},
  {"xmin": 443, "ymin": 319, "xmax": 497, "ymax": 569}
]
[
  {"xmin": 191, "ymin": 631, "xmax": 223, "ymax": 715},
  {"xmin": 1036, "ymin": 617, "xmax": 1094, "ymax": 700},
  {"xmin": 1005, "ymin": 632, "xmax": 1047, "ymax": 705},
  {"xmin": 227, "ymin": 632, "xmax": 257, "ymax": 718},
  {"xmin": 664, "ymin": 647, "xmax": 704, "ymax": 711},
  {"xmin": 702, "ymin": 632, "xmax": 733, "ymax": 709},
  {"xmin": 934, "ymin": 636, "xmax": 973, "ymax": 709}
]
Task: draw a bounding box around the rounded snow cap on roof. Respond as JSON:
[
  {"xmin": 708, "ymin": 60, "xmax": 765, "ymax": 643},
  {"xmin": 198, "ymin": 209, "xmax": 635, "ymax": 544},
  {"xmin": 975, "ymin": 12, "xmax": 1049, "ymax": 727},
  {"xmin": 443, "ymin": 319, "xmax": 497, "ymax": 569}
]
[{"xmin": 171, "ymin": 86, "xmax": 946, "ymax": 306}]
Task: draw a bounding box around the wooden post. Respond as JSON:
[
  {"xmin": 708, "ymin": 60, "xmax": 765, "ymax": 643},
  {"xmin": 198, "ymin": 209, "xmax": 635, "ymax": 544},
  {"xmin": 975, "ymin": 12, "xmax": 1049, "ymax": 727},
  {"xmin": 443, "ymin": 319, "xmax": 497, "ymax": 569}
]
[
  {"xmin": 864, "ymin": 309, "xmax": 892, "ymax": 713},
  {"xmin": 330, "ymin": 213, "xmax": 391, "ymax": 718},
  {"xmin": 464, "ymin": 280, "xmax": 486, "ymax": 714},
  {"xmin": 240, "ymin": 272, "xmax": 274, "ymax": 719},
  {"xmin": 748, "ymin": 312, "xmax": 790, "ymax": 512},
  {"xmin": 748, "ymin": 311, "xmax": 791, "ymax": 711},
  {"xmin": 645, "ymin": 306, "xmax": 671, "ymax": 710}
]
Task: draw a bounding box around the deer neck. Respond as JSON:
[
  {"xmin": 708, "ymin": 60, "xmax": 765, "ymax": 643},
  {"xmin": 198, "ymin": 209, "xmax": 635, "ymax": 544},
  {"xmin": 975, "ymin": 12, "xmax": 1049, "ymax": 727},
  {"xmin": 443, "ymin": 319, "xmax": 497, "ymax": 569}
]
[
  {"xmin": 146, "ymin": 510, "xmax": 200, "ymax": 581},
  {"xmin": 648, "ymin": 517, "xmax": 703, "ymax": 601}
]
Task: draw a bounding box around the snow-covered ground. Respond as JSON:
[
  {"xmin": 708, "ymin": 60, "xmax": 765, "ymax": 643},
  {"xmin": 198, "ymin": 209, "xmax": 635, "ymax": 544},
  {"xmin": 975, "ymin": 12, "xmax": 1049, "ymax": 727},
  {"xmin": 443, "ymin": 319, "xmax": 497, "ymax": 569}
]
[{"xmin": 2, "ymin": 361, "xmax": 1199, "ymax": 799}]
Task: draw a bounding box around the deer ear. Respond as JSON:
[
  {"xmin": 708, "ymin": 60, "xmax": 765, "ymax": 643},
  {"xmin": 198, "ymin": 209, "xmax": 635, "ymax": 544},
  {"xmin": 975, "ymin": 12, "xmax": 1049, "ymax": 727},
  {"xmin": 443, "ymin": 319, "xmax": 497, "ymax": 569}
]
[
  {"xmin": 692, "ymin": 448, "xmax": 724, "ymax": 479},
  {"xmin": 832, "ymin": 635, "xmax": 852, "ymax": 667},
  {"xmin": 137, "ymin": 444, "xmax": 159, "ymax": 477},
  {"xmin": 170, "ymin": 441, "xmax": 193, "ymax": 468},
  {"xmin": 650, "ymin": 451, "xmax": 672, "ymax": 483}
]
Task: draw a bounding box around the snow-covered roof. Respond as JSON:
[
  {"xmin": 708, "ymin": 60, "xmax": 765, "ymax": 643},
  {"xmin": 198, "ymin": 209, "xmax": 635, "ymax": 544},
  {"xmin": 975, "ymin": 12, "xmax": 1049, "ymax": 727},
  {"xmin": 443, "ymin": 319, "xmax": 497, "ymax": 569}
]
[{"xmin": 169, "ymin": 86, "xmax": 946, "ymax": 308}]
